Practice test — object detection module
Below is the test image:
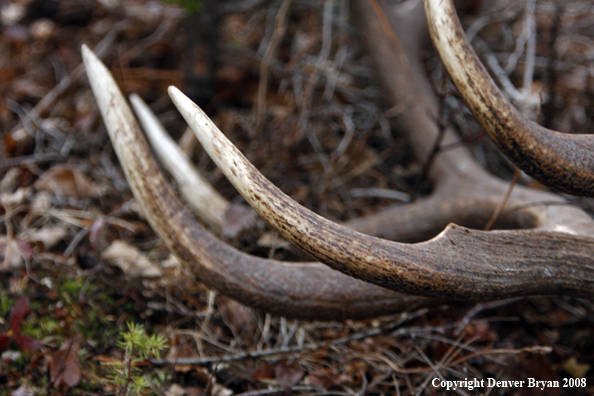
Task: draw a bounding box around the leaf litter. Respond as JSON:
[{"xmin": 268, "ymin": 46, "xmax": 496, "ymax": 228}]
[{"xmin": 0, "ymin": 0, "xmax": 593, "ymax": 394}]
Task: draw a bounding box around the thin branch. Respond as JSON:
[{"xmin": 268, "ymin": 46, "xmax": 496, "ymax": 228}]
[
  {"xmin": 484, "ymin": 168, "xmax": 521, "ymax": 231},
  {"xmin": 254, "ymin": 0, "xmax": 293, "ymax": 132},
  {"xmin": 150, "ymin": 310, "xmax": 428, "ymax": 366}
]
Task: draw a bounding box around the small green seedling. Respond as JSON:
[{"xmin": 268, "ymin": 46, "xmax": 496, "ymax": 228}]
[{"xmin": 106, "ymin": 322, "xmax": 168, "ymax": 396}]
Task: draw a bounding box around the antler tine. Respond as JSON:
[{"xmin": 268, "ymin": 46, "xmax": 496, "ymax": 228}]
[
  {"xmin": 82, "ymin": 44, "xmax": 441, "ymax": 320},
  {"xmin": 424, "ymin": 0, "xmax": 594, "ymax": 197},
  {"xmin": 170, "ymin": 85, "xmax": 594, "ymax": 300},
  {"xmin": 349, "ymin": 0, "xmax": 594, "ymax": 240},
  {"xmin": 129, "ymin": 93, "xmax": 229, "ymax": 231}
]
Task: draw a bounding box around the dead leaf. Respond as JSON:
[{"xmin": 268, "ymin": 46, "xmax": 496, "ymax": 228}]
[
  {"xmin": 29, "ymin": 192, "xmax": 52, "ymax": 216},
  {"xmin": 50, "ymin": 340, "xmax": 81, "ymax": 387},
  {"xmin": 89, "ymin": 217, "xmax": 108, "ymax": 251},
  {"xmin": 0, "ymin": 335, "xmax": 11, "ymax": 350},
  {"xmin": 307, "ymin": 368, "xmax": 351, "ymax": 388},
  {"xmin": 0, "ymin": 187, "xmax": 31, "ymax": 207},
  {"xmin": 275, "ymin": 361, "xmax": 305, "ymax": 393},
  {"xmin": 10, "ymin": 384, "xmax": 35, "ymax": 396},
  {"xmin": 13, "ymin": 334, "xmax": 43, "ymax": 351},
  {"xmin": 563, "ymin": 356, "xmax": 590, "ymax": 378},
  {"xmin": 222, "ymin": 203, "xmax": 258, "ymax": 240},
  {"xmin": 101, "ymin": 240, "xmax": 163, "ymax": 277},
  {"xmin": 164, "ymin": 384, "xmax": 186, "ymax": 396},
  {"xmin": 22, "ymin": 226, "xmax": 68, "ymax": 250},
  {"xmin": 35, "ymin": 165, "xmax": 104, "ymax": 199},
  {"xmin": 210, "ymin": 383, "xmax": 233, "ymax": 396},
  {"xmin": 0, "ymin": 237, "xmax": 26, "ymax": 268},
  {"xmin": 10, "ymin": 297, "xmax": 30, "ymax": 333},
  {"xmin": 218, "ymin": 296, "xmax": 253, "ymax": 335},
  {"xmin": 165, "ymin": 338, "xmax": 201, "ymax": 373},
  {"xmin": 0, "ymin": 168, "xmax": 20, "ymax": 193},
  {"xmin": 257, "ymin": 232, "xmax": 291, "ymax": 250},
  {"xmin": 518, "ymin": 356, "xmax": 560, "ymax": 396},
  {"xmin": 251, "ymin": 362, "xmax": 275, "ymax": 380}
]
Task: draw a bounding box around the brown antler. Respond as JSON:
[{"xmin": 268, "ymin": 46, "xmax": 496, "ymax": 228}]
[
  {"xmin": 82, "ymin": 44, "xmax": 440, "ymax": 321},
  {"xmin": 83, "ymin": 0, "xmax": 594, "ymax": 320},
  {"xmin": 424, "ymin": 0, "xmax": 594, "ymax": 197},
  {"xmin": 169, "ymin": 86, "xmax": 594, "ymax": 300}
]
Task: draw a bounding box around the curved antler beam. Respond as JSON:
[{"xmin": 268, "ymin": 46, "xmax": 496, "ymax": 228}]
[
  {"xmin": 170, "ymin": 86, "xmax": 594, "ymax": 300},
  {"xmin": 424, "ymin": 0, "xmax": 594, "ymax": 197},
  {"xmin": 82, "ymin": 44, "xmax": 442, "ymax": 320}
]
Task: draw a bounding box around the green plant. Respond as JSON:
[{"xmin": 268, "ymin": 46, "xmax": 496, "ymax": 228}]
[
  {"xmin": 106, "ymin": 323, "xmax": 168, "ymax": 396},
  {"xmin": 162, "ymin": 0, "xmax": 203, "ymax": 14}
]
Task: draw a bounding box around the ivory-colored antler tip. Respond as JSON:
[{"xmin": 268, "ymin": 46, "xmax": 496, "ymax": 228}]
[
  {"xmin": 81, "ymin": 44, "xmax": 93, "ymax": 61},
  {"xmin": 167, "ymin": 85, "xmax": 181, "ymax": 97},
  {"xmin": 81, "ymin": 44, "xmax": 103, "ymax": 76}
]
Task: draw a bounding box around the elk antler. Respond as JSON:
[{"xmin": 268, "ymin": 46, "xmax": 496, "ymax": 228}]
[
  {"xmin": 169, "ymin": 86, "xmax": 594, "ymax": 300},
  {"xmin": 424, "ymin": 0, "xmax": 594, "ymax": 197},
  {"xmin": 83, "ymin": 0, "xmax": 594, "ymax": 321},
  {"xmin": 82, "ymin": 44, "xmax": 441, "ymax": 321}
]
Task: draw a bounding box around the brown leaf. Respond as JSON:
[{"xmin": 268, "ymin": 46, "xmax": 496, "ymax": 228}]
[
  {"xmin": 10, "ymin": 297, "xmax": 30, "ymax": 333},
  {"xmin": 563, "ymin": 357, "xmax": 590, "ymax": 378},
  {"xmin": 251, "ymin": 362, "xmax": 275, "ymax": 380},
  {"xmin": 101, "ymin": 240, "xmax": 163, "ymax": 277},
  {"xmin": 307, "ymin": 368, "xmax": 351, "ymax": 389},
  {"xmin": 0, "ymin": 237, "xmax": 27, "ymax": 268},
  {"xmin": 221, "ymin": 203, "xmax": 258, "ymax": 240},
  {"xmin": 50, "ymin": 340, "xmax": 81, "ymax": 387},
  {"xmin": 218, "ymin": 296, "xmax": 253, "ymax": 335},
  {"xmin": 13, "ymin": 334, "xmax": 43, "ymax": 351},
  {"xmin": 23, "ymin": 226, "xmax": 68, "ymax": 250},
  {"xmin": 34, "ymin": 165, "xmax": 104, "ymax": 199},
  {"xmin": 0, "ymin": 335, "xmax": 11, "ymax": 350},
  {"xmin": 518, "ymin": 356, "xmax": 559, "ymax": 396},
  {"xmin": 275, "ymin": 361, "xmax": 305, "ymax": 393}
]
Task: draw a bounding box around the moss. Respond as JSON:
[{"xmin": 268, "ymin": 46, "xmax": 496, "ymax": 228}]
[
  {"xmin": 61, "ymin": 277, "xmax": 86, "ymax": 297},
  {"xmin": 0, "ymin": 295, "xmax": 15, "ymax": 318},
  {"xmin": 162, "ymin": 0, "xmax": 203, "ymax": 14}
]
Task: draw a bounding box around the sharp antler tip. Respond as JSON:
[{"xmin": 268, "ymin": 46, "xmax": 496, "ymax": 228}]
[
  {"xmin": 167, "ymin": 85, "xmax": 181, "ymax": 97},
  {"xmin": 81, "ymin": 44, "xmax": 94, "ymax": 62}
]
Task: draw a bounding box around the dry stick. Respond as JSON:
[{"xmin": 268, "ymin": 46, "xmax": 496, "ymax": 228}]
[
  {"xmin": 1, "ymin": 203, "xmax": 14, "ymax": 269},
  {"xmin": 455, "ymin": 297, "xmax": 523, "ymax": 336},
  {"xmin": 376, "ymin": 344, "xmax": 550, "ymax": 375},
  {"xmin": 296, "ymin": 0, "xmax": 353, "ymax": 210},
  {"xmin": 483, "ymin": 168, "xmax": 521, "ymax": 231},
  {"xmin": 254, "ymin": 0, "xmax": 292, "ymax": 132},
  {"xmin": 114, "ymin": 16, "xmax": 179, "ymax": 70},
  {"xmin": 413, "ymin": 346, "xmax": 447, "ymax": 396},
  {"xmin": 150, "ymin": 309, "xmax": 428, "ymax": 366},
  {"xmin": 421, "ymin": 81, "xmax": 449, "ymax": 177},
  {"xmin": 0, "ymin": 153, "xmax": 63, "ymax": 170},
  {"xmin": 2, "ymin": 25, "xmax": 123, "ymax": 169},
  {"xmin": 543, "ymin": 1, "xmax": 564, "ymax": 129}
]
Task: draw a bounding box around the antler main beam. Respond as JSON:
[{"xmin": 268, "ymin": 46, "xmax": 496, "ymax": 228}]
[
  {"xmin": 83, "ymin": 0, "xmax": 594, "ymax": 321},
  {"xmin": 424, "ymin": 0, "xmax": 594, "ymax": 197},
  {"xmin": 169, "ymin": 86, "xmax": 594, "ymax": 300}
]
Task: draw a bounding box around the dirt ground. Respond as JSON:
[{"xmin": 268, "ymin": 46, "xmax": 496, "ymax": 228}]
[{"xmin": 1, "ymin": 0, "xmax": 593, "ymax": 395}]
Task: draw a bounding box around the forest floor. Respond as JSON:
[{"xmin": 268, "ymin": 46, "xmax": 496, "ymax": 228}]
[{"xmin": 1, "ymin": 0, "xmax": 594, "ymax": 395}]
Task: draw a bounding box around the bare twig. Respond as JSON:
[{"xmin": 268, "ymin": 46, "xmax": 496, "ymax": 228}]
[
  {"xmin": 484, "ymin": 168, "xmax": 521, "ymax": 231},
  {"xmin": 254, "ymin": 0, "xmax": 292, "ymax": 132},
  {"xmin": 150, "ymin": 310, "xmax": 428, "ymax": 366}
]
